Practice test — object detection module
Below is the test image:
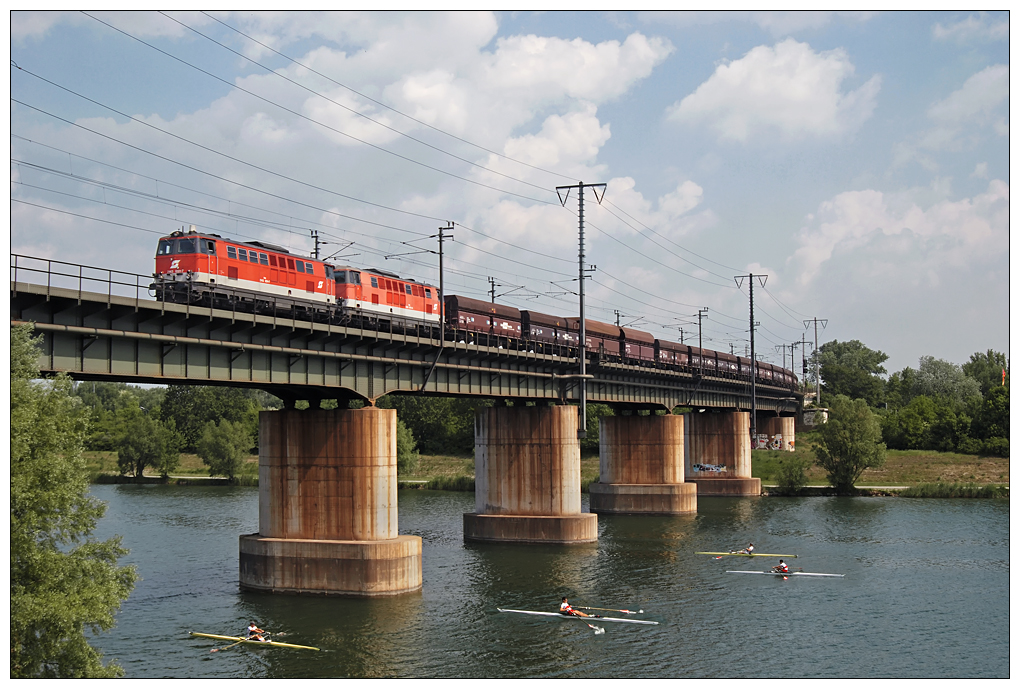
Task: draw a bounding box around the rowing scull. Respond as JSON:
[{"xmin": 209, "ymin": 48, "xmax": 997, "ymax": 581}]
[
  {"xmin": 696, "ymin": 552, "xmax": 798, "ymax": 558},
  {"xmin": 497, "ymin": 608, "xmax": 658, "ymax": 625},
  {"xmin": 725, "ymin": 570, "xmax": 844, "ymax": 578},
  {"xmin": 189, "ymin": 632, "xmax": 320, "ymax": 650}
]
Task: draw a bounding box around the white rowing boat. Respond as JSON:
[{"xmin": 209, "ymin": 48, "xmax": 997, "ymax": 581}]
[
  {"xmin": 497, "ymin": 608, "xmax": 659, "ymax": 625},
  {"xmin": 726, "ymin": 570, "xmax": 844, "ymax": 578},
  {"xmin": 696, "ymin": 552, "xmax": 798, "ymax": 558}
]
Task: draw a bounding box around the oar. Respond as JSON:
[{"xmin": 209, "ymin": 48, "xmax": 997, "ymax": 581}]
[
  {"xmin": 211, "ymin": 638, "xmax": 249, "ymax": 653},
  {"xmin": 575, "ymin": 606, "xmax": 645, "ymax": 614}
]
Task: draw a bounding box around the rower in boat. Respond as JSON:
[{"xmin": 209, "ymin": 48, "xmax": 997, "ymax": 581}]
[
  {"xmin": 560, "ymin": 597, "xmax": 594, "ymax": 618},
  {"xmin": 247, "ymin": 622, "xmax": 267, "ymax": 642},
  {"xmin": 771, "ymin": 560, "xmax": 790, "ymax": 574},
  {"xmin": 732, "ymin": 543, "xmax": 754, "ymax": 555}
]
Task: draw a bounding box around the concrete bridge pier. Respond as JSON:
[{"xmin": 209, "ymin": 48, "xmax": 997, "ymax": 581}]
[
  {"xmin": 589, "ymin": 414, "xmax": 697, "ymax": 514},
  {"xmin": 758, "ymin": 415, "xmax": 796, "ymax": 451},
  {"xmin": 464, "ymin": 405, "xmax": 597, "ymax": 544},
  {"xmin": 239, "ymin": 407, "xmax": 422, "ymax": 596},
  {"xmin": 683, "ymin": 411, "xmax": 761, "ymax": 496}
]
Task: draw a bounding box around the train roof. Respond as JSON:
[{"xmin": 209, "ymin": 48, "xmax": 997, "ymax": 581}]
[
  {"xmin": 445, "ymin": 294, "xmax": 522, "ymax": 319},
  {"xmin": 520, "ymin": 310, "xmax": 567, "ymax": 327},
  {"xmin": 565, "ymin": 317, "xmax": 620, "ymax": 338},
  {"xmin": 620, "ymin": 327, "xmax": 655, "ymax": 344},
  {"xmin": 655, "ymin": 339, "xmax": 690, "ymax": 352}
]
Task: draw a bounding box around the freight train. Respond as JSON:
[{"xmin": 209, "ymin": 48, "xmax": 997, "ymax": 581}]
[{"xmin": 151, "ymin": 226, "xmax": 796, "ymax": 389}]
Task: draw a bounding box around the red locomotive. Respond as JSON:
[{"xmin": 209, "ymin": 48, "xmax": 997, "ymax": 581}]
[
  {"xmin": 152, "ymin": 226, "xmax": 440, "ymax": 326},
  {"xmin": 151, "ymin": 226, "xmax": 796, "ymax": 389}
]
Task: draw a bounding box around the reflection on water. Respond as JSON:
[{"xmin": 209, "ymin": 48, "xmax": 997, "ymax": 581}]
[{"xmin": 89, "ymin": 485, "xmax": 1008, "ymax": 678}]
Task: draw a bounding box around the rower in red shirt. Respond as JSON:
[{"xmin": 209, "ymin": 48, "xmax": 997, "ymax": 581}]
[{"xmin": 559, "ymin": 597, "xmax": 593, "ymax": 618}]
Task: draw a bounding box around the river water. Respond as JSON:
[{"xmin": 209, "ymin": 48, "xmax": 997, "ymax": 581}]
[{"xmin": 88, "ymin": 485, "xmax": 1009, "ymax": 678}]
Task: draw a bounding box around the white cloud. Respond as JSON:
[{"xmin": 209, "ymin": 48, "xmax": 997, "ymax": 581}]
[
  {"xmin": 927, "ymin": 64, "xmax": 1008, "ymax": 125},
  {"xmin": 971, "ymin": 162, "xmax": 989, "ymax": 179},
  {"xmin": 933, "ymin": 13, "xmax": 1009, "ymax": 43},
  {"xmin": 11, "ymin": 11, "xmax": 72, "ymax": 41},
  {"xmin": 638, "ymin": 11, "xmax": 876, "ymax": 37},
  {"xmin": 789, "ymin": 180, "xmax": 1009, "ymax": 287},
  {"xmin": 894, "ymin": 64, "xmax": 1008, "ymax": 168},
  {"xmin": 666, "ymin": 39, "xmax": 880, "ymax": 142}
]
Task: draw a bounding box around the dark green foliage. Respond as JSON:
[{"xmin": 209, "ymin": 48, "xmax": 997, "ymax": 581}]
[
  {"xmin": 816, "ymin": 340, "xmax": 889, "ymax": 407},
  {"xmin": 424, "ymin": 476, "xmax": 475, "ymax": 491},
  {"xmin": 196, "ymin": 419, "xmax": 252, "ymax": 479},
  {"xmin": 580, "ymin": 403, "xmax": 615, "ymax": 455},
  {"xmin": 814, "ymin": 395, "xmax": 887, "ymax": 494},
  {"xmin": 116, "ymin": 416, "xmax": 184, "ymax": 478},
  {"xmin": 972, "ymin": 385, "xmax": 1009, "ymax": 440},
  {"xmin": 899, "ymin": 482, "xmax": 1009, "ymax": 498},
  {"xmin": 775, "ymin": 456, "xmax": 811, "ymax": 494},
  {"xmin": 376, "ymin": 395, "xmax": 492, "ymax": 455},
  {"xmin": 961, "ymin": 350, "xmax": 1009, "ymax": 395},
  {"xmin": 10, "ymin": 324, "xmax": 137, "ymax": 678},
  {"xmin": 160, "ymin": 386, "xmax": 260, "ymax": 453},
  {"xmin": 396, "ymin": 418, "xmax": 419, "ymax": 475}
]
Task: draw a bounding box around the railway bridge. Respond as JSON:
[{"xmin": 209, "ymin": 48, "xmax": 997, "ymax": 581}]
[{"xmin": 12, "ymin": 255, "xmax": 803, "ymax": 597}]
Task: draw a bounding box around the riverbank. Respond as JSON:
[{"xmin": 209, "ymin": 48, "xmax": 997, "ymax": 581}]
[{"xmin": 85, "ymin": 447, "xmax": 1008, "ymax": 496}]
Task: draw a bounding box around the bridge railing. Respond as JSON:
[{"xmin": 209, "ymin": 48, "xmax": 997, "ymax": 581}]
[{"xmin": 11, "ymin": 254, "xmax": 153, "ymax": 304}]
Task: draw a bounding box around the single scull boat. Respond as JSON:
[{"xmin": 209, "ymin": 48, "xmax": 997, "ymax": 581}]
[
  {"xmin": 725, "ymin": 570, "xmax": 844, "ymax": 578},
  {"xmin": 189, "ymin": 632, "xmax": 320, "ymax": 650},
  {"xmin": 696, "ymin": 552, "xmax": 798, "ymax": 558},
  {"xmin": 497, "ymin": 608, "xmax": 658, "ymax": 625}
]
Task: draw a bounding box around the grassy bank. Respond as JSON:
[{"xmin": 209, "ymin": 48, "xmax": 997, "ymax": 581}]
[
  {"xmin": 87, "ymin": 441, "xmax": 1008, "ymax": 496},
  {"xmin": 85, "ymin": 451, "xmax": 259, "ymax": 485},
  {"xmin": 752, "ymin": 432, "xmax": 1009, "ymax": 486}
]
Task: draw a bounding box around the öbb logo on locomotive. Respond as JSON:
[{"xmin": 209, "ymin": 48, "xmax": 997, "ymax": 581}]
[{"xmin": 150, "ymin": 226, "xmax": 796, "ymax": 388}]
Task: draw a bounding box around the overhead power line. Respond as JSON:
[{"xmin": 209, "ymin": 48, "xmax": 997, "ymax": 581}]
[{"xmin": 79, "ymin": 12, "xmax": 557, "ymax": 207}]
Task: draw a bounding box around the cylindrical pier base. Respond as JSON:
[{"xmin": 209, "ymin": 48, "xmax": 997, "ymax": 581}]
[
  {"xmin": 462, "ymin": 514, "xmax": 597, "ymax": 544},
  {"xmin": 239, "ymin": 534, "xmax": 422, "ymax": 596},
  {"xmin": 239, "ymin": 408, "xmax": 422, "ymax": 596},
  {"xmin": 589, "ymin": 415, "xmax": 697, "ymax": 514},
  {"xmin": 682, "ymin": 477, "xmax": 761, "ymax": 496},
  {"xmin": 466, "ymin": 405, "xmax": 596, "ymax": 544},
  {"xmin": 588, "ymin": 482, "xmax": 697, "ymax": 514}
]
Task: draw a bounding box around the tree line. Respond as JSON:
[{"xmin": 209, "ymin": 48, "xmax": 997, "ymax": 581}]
[{"xmin": 810, "ymin": 342, "xmax": 1008, "ymax": 457}]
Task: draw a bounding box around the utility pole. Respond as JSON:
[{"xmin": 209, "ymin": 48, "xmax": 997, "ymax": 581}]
[
  {"xmin": 795, "ymin": 335, "xmax": 812, "ymax": 392},
  {"xmin": 419, "ymin": 222, "xmax": 454, "ymax": 392},
  {"xmin": 557, "ymin": 181, "xmax": 606, "ymax": 439},
  {"xmin": 803, "ymin": 317, "xmax": 828, "ymax": 406},
  {"xmin": 736, "ymin": 273, "xmax": 767, "ymax": 448},
  {"xmin": 310, "ymin": 229, "xmax": 321, "ymax": 260},
  {"xmin": 697, "ymin": 308, "xmax": 709, "ymax": 377},
  {"xmin": 489, "ymin": 276, "xmax": 496, "ymax": 303}
]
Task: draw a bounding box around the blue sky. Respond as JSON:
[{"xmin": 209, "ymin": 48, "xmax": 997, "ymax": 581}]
[{"xmin": 7, "ymin": 11, "xmax": 1011, "ymax": 377}]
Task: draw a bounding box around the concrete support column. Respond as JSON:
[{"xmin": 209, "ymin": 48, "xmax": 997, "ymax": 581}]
[
  {"xmin": 464, "ymin": 405, "xmax": 597, "ymax": 543},
  {"xmin": 589, "ymin": 415, "xmax": 697, "ymax": 514},
  {"xmin": 239, "ymin": 408, "xmax": 422, "ymax": 596},
  {"xmin": 758, "ymin": 415, "xmax": 796, "ymax": 451},
  {"xmin": 683, "ymin": 411, "xmax": 761, "ymax": 496}
]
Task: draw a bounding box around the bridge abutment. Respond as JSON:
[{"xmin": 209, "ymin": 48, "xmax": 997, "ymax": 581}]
[
  {"xmin": 683, "ymin": 411, "xmax": 761, "ymax": 496},
  {"xmin": 464, "ymin": 405, "xmax": 597, "ymax": 543},
  {"xmin": 589, "ymin": 414, "xmax": 697, "ymax": 514},
  {"xmin": 239, "ymin": 408, "xmax": 422, "ymax": 596}
]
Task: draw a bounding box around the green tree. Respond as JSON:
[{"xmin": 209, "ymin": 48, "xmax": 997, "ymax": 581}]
[
  {"xmin": 962, "ymin": 349, "xmax": 1009, "ymax": 395},
  {"xmin": 913, "ymin": 356, "xmax": 981, "ymax": 406},
  {"xmin": 160, "ymin": 386, "xmax": 259, "ymax": 452},
  {"xmin": 396, "ymin": 418, "xmax": 419, "ymax": 475},
  {"xmin": 972, "ymin": 385, "xmax": 1009, "ymax": 441},
  {"xmin": 116, "ymin": 415, "xmax": 184, "ymax": 479},
  {"xmin": 816, "ymin": 340, "xmax": 889, "ymax": 407},
  {"xmin": 814, "ymin": 395, "xmax": 887, "ymax": 494},
  {"xmin": 10, "ymin": 324, "xmax": 137, "ymax": 678},
  {"xmin": 196, "ymin": 419, "xmax": 252, "ymax": 479}
]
